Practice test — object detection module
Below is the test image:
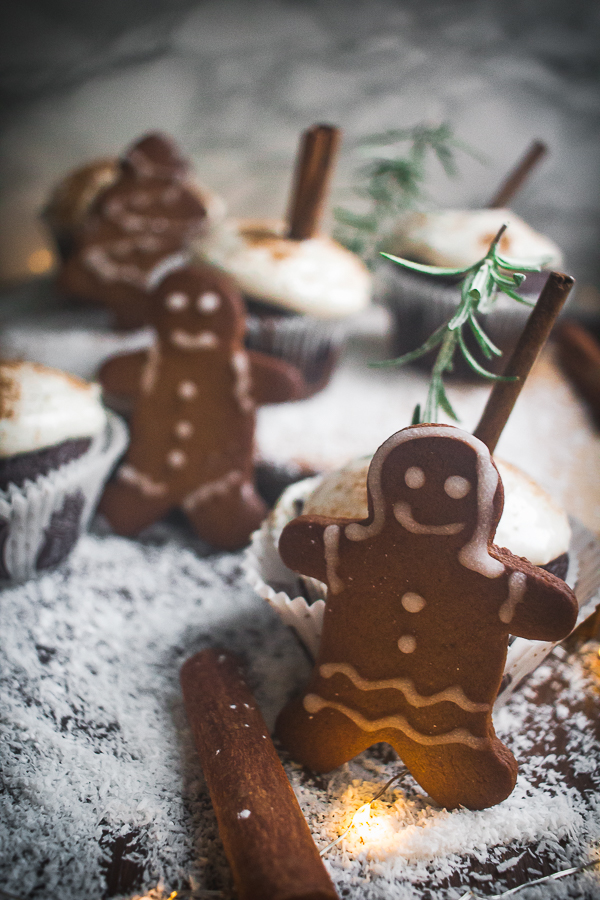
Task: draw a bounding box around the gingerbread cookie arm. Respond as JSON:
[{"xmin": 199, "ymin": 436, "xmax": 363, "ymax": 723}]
[
  {"xmin": 99, "ymin": 350, "xmax": 147, "ymax": 399},
  {"xmin": 247, "ymin": 351, "xmax": 307, "ymax": 405},
  {"xmin": 493, "ymin": 548, "xmax": 578, "ymax": 641},
  {"xmin": 278, "ymin": 516, "xmax": 333, "ymax": 585}
]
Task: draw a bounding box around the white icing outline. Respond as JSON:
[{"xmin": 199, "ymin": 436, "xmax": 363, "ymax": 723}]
[
  {"xmin": 182, "ymin": 470, "xmax": 243, "ymax": 511},
  {"xmin": 303, "ymin": 694, "xmax": 489, "ymax": 750},
  {"xmin": 393, "ymin": 502, "xmax": 465, "ymax": 536},
  {"xmin": 170, "ymin": 330, "xmax": 219, "ymax": 350},
  {"xmin": 231, "ymin": 351, "xmax": 254, "ymax": 414},
  {"xmin": 319, "ymin": 662, "xmax": 489, "ymax": 712},
  {"xmin": 499, "ymin": 571, "xmax": 528, "ymax": 624},
  {"xmin": 118, "ymin": 464, "xmax": 167, "ymax": 498},
  {"xmin": 323, "ymin": 525, "xmax": 343, "ymax": 594},
  {"xmin": 140, "ymin": 341, "xmax": 160, "ymax": 395},
  {"xmin": 345, "ymin": 425, "xmax": 505, "ymax": 579}
]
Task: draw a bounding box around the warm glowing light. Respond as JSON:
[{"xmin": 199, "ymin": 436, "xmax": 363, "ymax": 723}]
[
  {"xmin": 351, "ymin": 802, "xmax": 372, "ymax": 830},
  {"xmin": 27, "ymin": 247, "xmax": 54, "ymax": 274}
]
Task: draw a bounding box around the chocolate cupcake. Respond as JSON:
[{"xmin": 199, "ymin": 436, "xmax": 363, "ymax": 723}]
[
  {"xmin": 195, "ymin": 217, "xmax": 371, "ymax": 398},
  {"xmin": 0, "ymin": 361, "xmax": 127, "ymax": 581},
  {"xmin": 377, "ymin": 208, "xmax": 564, "ymax": 374}
]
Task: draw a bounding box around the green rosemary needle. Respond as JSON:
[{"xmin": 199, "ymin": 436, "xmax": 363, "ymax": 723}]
[{"xmin": 373, "ymin": 224, "xmax": 550, "ymax": 424}]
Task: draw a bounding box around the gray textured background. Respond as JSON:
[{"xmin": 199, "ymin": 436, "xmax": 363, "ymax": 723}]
[{"xmin": 0, "ymin": 0, "xmax": 599, "ymax": 307}]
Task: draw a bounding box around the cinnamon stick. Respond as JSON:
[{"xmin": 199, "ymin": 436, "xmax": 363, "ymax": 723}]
[
  {"xmin": 487, "ymin": 140, "xmax": 548, "ymax": 209},
  {"xmin": 287, "ymin": 124, "xmax": 341, "ymax": 240},
  {"xmin": 555, "ymin": 320, "xmax": 600, "ymax": 426},
  {"xmin": 180, "ymin": 649, "xmax": 338, "ymax": 900},
  {"xmin": 473, "ymin": 271, "xmax": 574, "ymax": 453}
]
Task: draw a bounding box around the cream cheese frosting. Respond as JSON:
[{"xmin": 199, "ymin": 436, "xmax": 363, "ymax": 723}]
[
  {"xmin": 0, "ymin": 361, "xmax": 107, "ymax": 458},
  {"xmin": 195, "ymin": 218, "xmax": 371, "ymax": 319},
  {"xmin": 385, "ymin": 208, "xmax": 563, "ymax": 270},
  {"xmin": 303, "ymin": 455, "xmax": 570, "ymax": 567}
]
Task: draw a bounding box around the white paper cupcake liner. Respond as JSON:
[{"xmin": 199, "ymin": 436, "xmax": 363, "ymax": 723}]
[
  {"xmin": 0, "ymin": 410, "xmax": 128, "ymax": 583},
  {"xmin": 244, "ymin": 476, "xmax": 600, "ymax": 698}
]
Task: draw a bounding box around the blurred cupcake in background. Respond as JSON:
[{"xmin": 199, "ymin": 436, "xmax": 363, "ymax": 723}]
[
  {"xmin": 0, "ymin": 361, "xmax": 127, "ymax": 582},
  {"xmin": 194, "ymin": 125, "xmax": 372, "ymax": 399},
  {"xmin": 379, "ymin": 206, "xmax": 564, "ymax": 371}
]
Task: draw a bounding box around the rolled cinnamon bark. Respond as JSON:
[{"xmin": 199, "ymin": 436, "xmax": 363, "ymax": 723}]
[
  {"xmin": 180, "ymin": 649, "xmax": 338, "ymax": 900},
  {"xmin": 487, "ymin": 140, "xmax": 547, "ymax": 209},
  {"xmin": 287, "ymin": 124, "xmax": 341, "ymax": 240},
  {"xmin": 474, "ymin": 271, "xmax": 574, "ymax": 453}
]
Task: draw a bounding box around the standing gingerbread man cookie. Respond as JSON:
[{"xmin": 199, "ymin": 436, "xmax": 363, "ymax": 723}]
[
  {"xmin": 276, "ymin": 424, "xmax": 578, "ymax": 809},
  {"xmin": 99, "ymin": 263, "xmax": 306, "ymax": 549}
]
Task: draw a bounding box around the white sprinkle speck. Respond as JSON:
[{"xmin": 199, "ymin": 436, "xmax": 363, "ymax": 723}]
[
  {"xmin": 238, "ymin": 809, "xmax": 251, "ymax": 819},
  {"xmin": 230, "ymin": 704, "xmax": 237, "ymax": 709},
  {"xmin": 215, "ymin": 750, "xmax": 220, "ymax": 755}
]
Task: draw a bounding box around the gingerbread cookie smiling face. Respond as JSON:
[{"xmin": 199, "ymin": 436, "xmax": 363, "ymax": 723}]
[{"xmin": 276, "ymin": 424, "xmax": 578, "ymax": 810}]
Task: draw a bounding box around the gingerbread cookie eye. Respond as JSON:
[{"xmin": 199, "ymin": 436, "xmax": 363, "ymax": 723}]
[
  {"xmin": 197, "ymin": 291, "xmax": 220, "ymax": 313},
  {"xmin": 165, "ymin": 292, "xmax": 189, "ymax": 312},
  {"xmin": 405, "ymin": 466, "xmax": 425, "ymax": 489},
  {"xmin": 444, "ymin": 475, "xmax": 471, "ymax": 499}
]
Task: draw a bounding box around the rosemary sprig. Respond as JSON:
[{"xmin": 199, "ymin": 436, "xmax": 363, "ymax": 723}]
[
  {"xmin": 333, "ymin": 122, "xmax": 484, "ymax": 265},
  {"xmin": 372, "ymin": 225, "xmax": 549, "ymax": 424}
]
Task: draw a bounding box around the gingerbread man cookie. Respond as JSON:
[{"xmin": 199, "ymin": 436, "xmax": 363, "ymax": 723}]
[
  {"xmin": 276, "ymin": 425, "xmax": 578, "ymax": 810},
  {"xmin": 59, "ymin": 133, "xmax": 208, "ymax": 327},
  {"xmin": 99, "ymin": 262, "xmax": 306, "ymax": 549}
]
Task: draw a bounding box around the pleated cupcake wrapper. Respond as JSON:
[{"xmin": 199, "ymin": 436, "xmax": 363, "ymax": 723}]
[
  {"xmin": 245, "ymin": 315, "xmax": 347, "ymax": 380},
  {"xmin": 0, "ymin": 411, "xmax": 128, "ymax": 583},
  {"xmin": 375, "ymin": 262, "xmax": 552, "ymax": 364},
  {"xmin": 244, "ymin": 476, "xmax": 600, "ymax": 700}
]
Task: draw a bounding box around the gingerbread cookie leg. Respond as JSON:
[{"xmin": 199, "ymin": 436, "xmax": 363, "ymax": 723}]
[
  {"xmin": 276, "ymin": 696, "xmax": 377, "ymax": 773},
  {"xmin": 382, "ymin": 730, "xmax": 518, "ymax": 811},
  {"xmin": 183, "ymin": 476, "xmax": 267, "ymax": 550},
  {"xmin": 100, "ymin": 478, "xmax": 173, "ymax": 536}
]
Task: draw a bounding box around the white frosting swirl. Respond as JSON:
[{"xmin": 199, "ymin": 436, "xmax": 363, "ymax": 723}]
[
  {"xmin": 194, "ymin": 218, "xmax": 371, "ymax": 319},
  {"xmin": 386, "ymin": 208, "xmax": 563, "ymax": 270},
  {"xmin": 0, "ymin": 362, "xmax": 106, "ymax": 457}
]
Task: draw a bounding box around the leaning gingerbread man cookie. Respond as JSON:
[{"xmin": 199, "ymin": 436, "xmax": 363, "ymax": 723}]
[
  {"xmin": 276, "ymin": 424, "xmax": 578, "ymax": 810},
  {"xmin": 59, "ymin": 132, "xmax": 209, "ymax": 328},
  {"xmin": 99, "ymin": 263, "xmax": 306, "ymax": 549}
]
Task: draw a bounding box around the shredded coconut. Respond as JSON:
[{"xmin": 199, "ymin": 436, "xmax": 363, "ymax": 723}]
[{"xmin": 0, "ymin": 523, "xmax": 598, "ymax": 899}]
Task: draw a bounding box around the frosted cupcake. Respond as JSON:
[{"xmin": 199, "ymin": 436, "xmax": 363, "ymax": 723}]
[
  {"xmin": 195, "ymin": 217, "xmax": 371, "ymax": 397},
  {"xmin": 378, "ymin": 208, "xmax": 564, "ymax": 373},
  {"xmin": 0, "ymin": 361, "xmax": 127, "ymax": 581}
]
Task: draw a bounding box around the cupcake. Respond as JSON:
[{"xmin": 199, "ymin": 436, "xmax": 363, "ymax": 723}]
[
  {"xmin": 245, "ymin": 448, "xmax": 596, "ymax": 695},
  {"xmin": 195, "ymin": 217, "xmax": 371, "ymax": 396},
  {"xmin": 377, "ymin": 208, "xmax": 564, "ymax": 373},
  {"xmin": 194, "ymin": 124, "xmax": 372, "ymax": 399},
  {"xmin": 0, "ymin": 361, "xmax": 127, "ymax": 581}
]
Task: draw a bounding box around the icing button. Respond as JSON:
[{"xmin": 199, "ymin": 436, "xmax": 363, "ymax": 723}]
[
  {"xmin": 166, "ymin": 292, "xmax": 189, "ymax": 311},
  {"xmin": 177, "ymin": 380, "xmax": 198, "ymax": 400},
  {"xmin": 398, "ymin": 635, "xmax": 417, "ymax": 654},
  {"xmin": 405, "ymin": 466, "xmax": 425, "ymax": 489},
  {"xmin": 174, "ymin": 420, "xmax": 193, "ymax": 439},
  {"xmin": 401, "ymin": 592, "xmax": 426, "ymax": 613},
  {"xmin": 167, "ymin": 449, "xmax": 187, "ymax": 469},
  {"xmin": 197, "ymin": 291, "xmax": 221, "ymax": 313}
]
